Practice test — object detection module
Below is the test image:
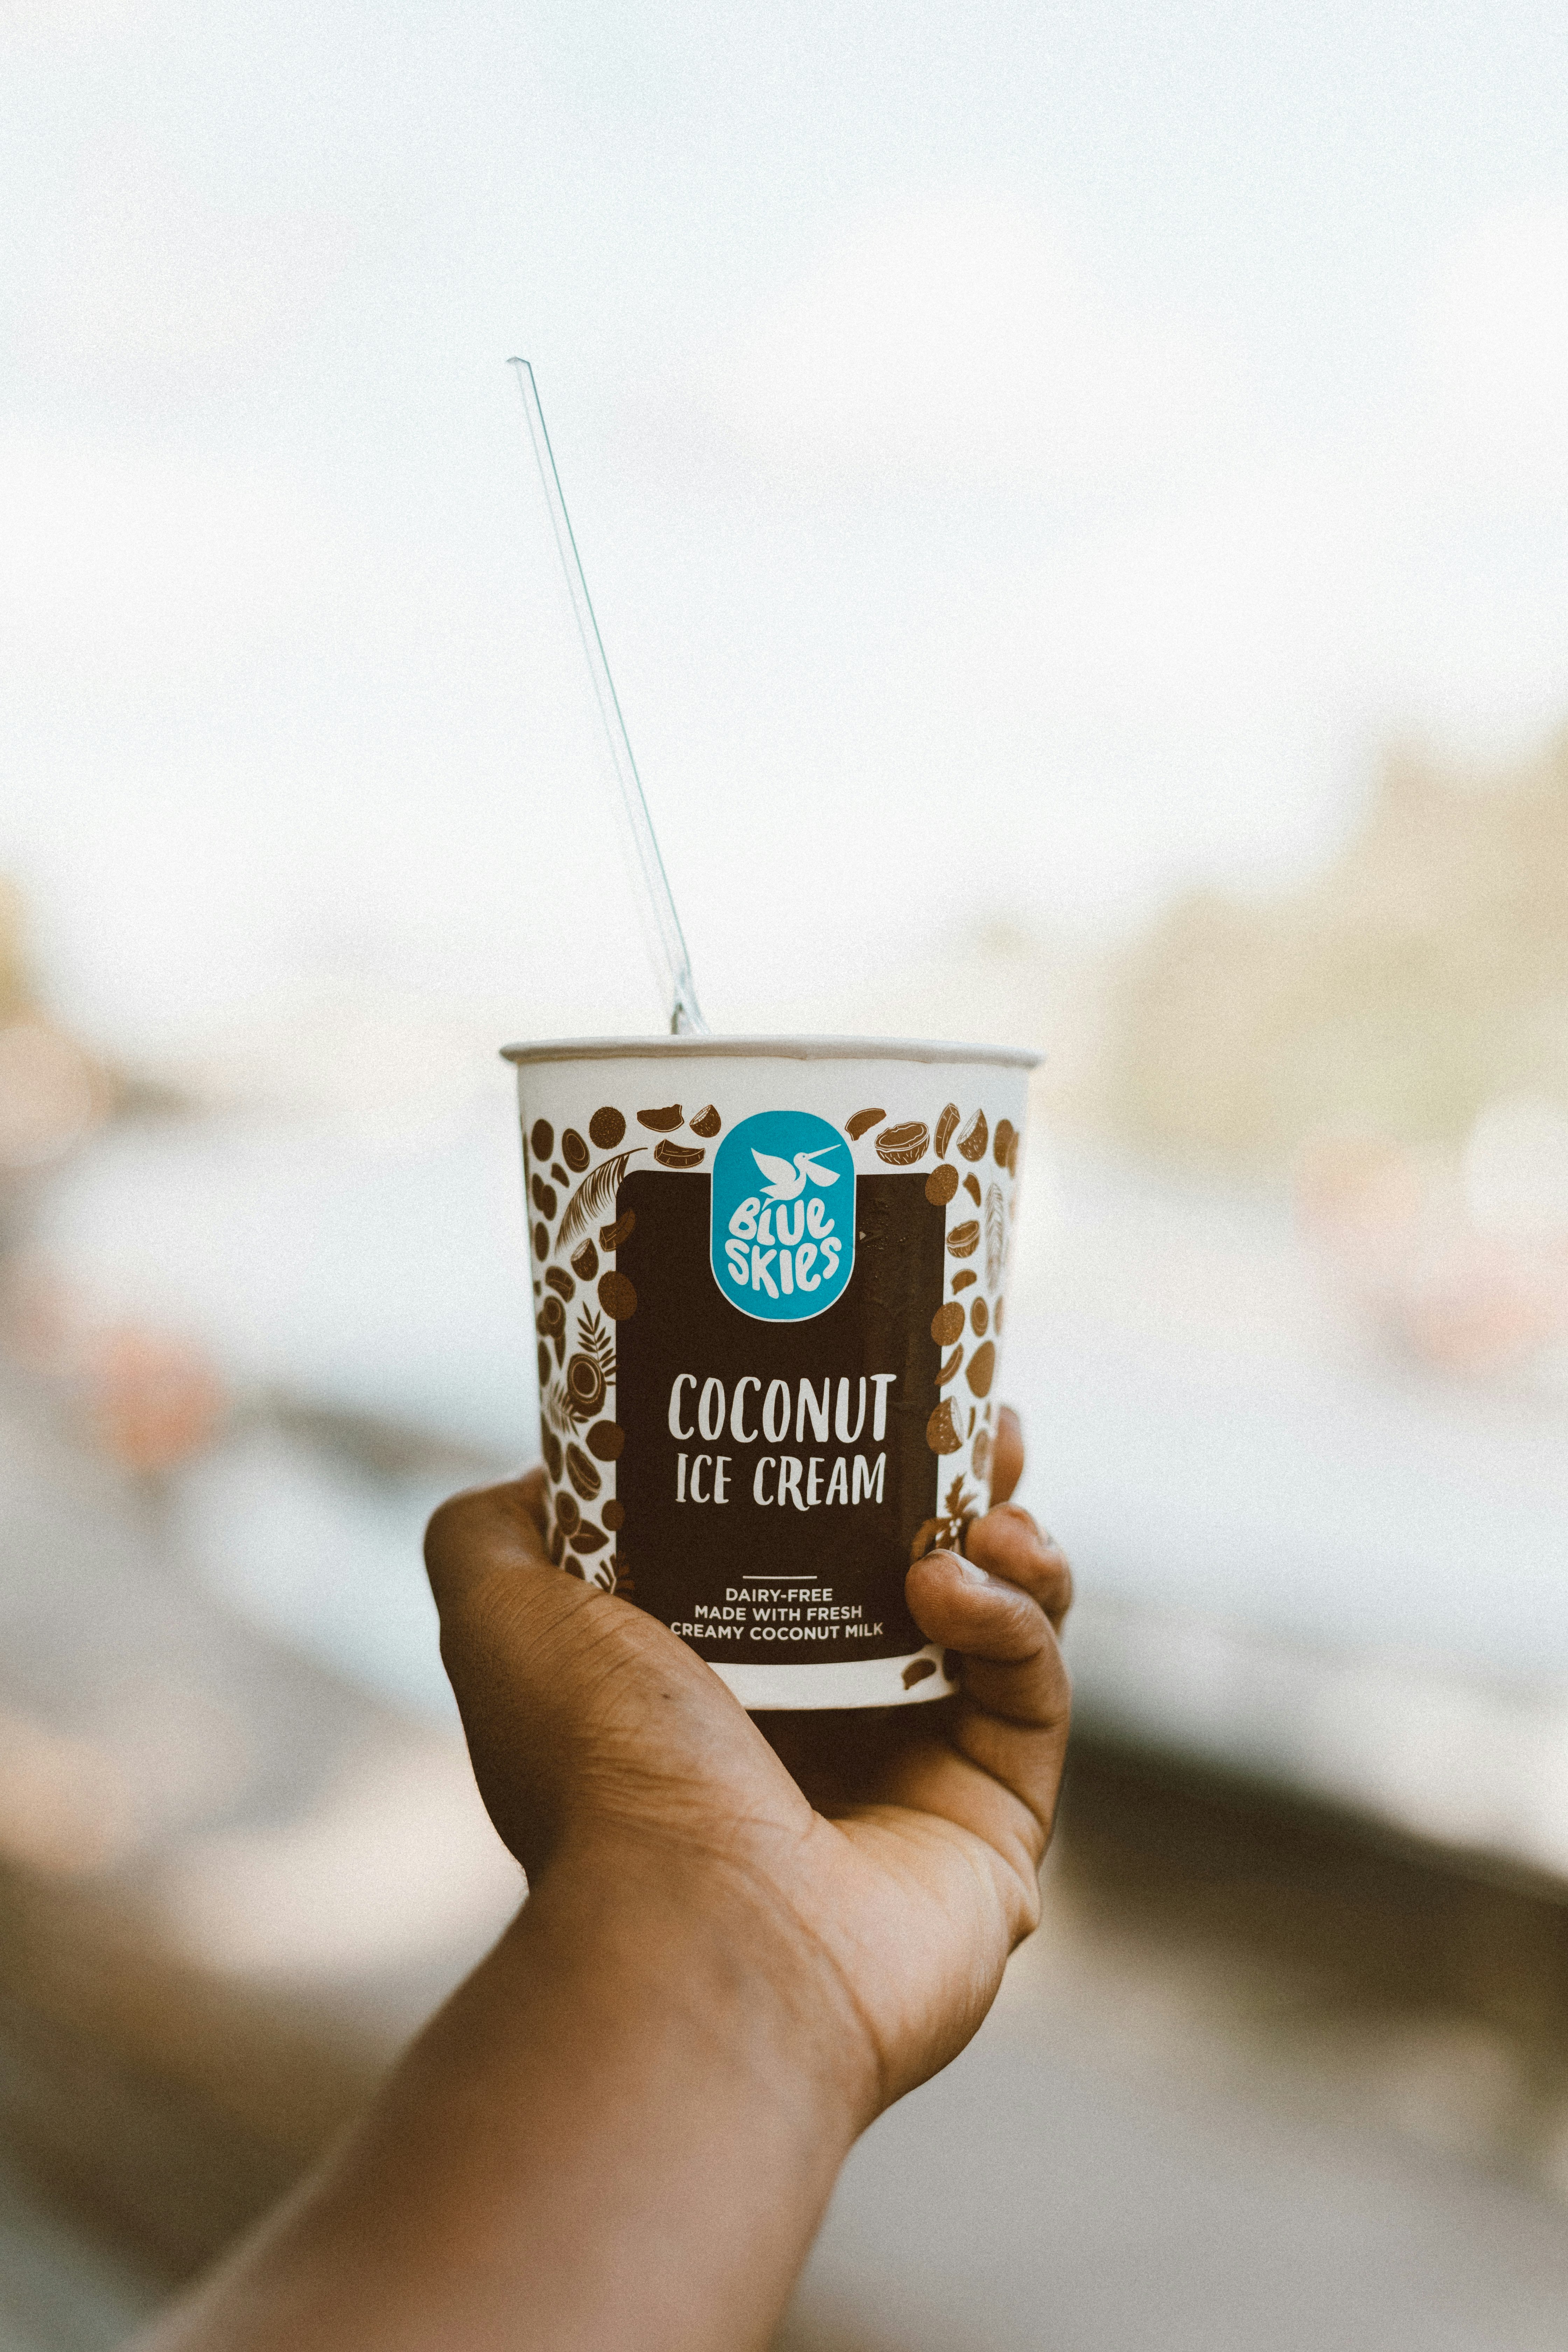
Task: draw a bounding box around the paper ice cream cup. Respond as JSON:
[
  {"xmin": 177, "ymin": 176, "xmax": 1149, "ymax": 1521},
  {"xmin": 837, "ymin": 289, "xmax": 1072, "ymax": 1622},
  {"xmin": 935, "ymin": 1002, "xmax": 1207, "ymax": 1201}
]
[{"xmin": 502, "ymin": 1037, "xmax": 1038, "ymax": 1709}]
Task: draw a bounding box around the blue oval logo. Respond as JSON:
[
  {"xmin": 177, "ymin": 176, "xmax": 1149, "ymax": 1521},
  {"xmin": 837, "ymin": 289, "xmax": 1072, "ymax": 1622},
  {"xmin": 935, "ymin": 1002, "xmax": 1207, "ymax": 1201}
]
[{"xmin": 710, "ymin": 1110, "xmax": 855, "ymax": 1322}]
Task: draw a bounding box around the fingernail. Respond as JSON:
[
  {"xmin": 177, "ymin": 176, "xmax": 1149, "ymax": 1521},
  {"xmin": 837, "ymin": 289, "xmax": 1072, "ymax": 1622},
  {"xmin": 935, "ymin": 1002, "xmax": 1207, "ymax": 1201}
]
[{"xmin": 957, "ymin": 1557, "xmax": 999, "ymax": 1587}]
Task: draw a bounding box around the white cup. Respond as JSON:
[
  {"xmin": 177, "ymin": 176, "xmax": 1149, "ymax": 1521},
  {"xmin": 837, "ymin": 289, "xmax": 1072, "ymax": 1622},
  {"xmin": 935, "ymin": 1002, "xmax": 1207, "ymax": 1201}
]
[{"xmin": 504, "ymin": 1036, "xmax": 1037, "ymax": 1709}]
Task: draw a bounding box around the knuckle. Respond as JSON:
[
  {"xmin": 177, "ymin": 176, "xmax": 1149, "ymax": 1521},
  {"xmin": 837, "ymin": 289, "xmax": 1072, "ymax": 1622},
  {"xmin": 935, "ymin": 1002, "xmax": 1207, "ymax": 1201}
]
[
  {"xmin": 424, "ymin": 1486, "xmax": 485, "ymax": 1568},
  {"xmin": 424, "ymin": 1481, "xmax": 528, "ymax": 1593}
]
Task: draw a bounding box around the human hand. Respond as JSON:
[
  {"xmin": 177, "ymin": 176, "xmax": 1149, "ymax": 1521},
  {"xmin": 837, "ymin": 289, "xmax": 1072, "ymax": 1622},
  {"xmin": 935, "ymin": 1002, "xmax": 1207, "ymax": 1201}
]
[
  {"xmin": 134, "ymin": 1414, "xmax": 1070, "ymax": 2352},
  {"xmin": 424, "ymin": 1407, "xmax": 1071, "ymax": 2128}
]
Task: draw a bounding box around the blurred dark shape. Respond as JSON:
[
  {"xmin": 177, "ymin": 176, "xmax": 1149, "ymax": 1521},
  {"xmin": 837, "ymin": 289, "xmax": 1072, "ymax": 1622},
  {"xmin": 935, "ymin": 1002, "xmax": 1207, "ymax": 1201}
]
[
  {"xmin": 261, "ymin": 1395, "xmax": 502, "ymax": 1483},
  {"xmin": 1057, "ymin": 1742, "xmax": 1568, "ymax": 2098},
  {"xmin": 1103, "ymin": 730, "xmax": 1568, "ymax": 1168},
  {"xmin": 0, "ymin": 2138, "xmax": 168, "ymax": 2344}
]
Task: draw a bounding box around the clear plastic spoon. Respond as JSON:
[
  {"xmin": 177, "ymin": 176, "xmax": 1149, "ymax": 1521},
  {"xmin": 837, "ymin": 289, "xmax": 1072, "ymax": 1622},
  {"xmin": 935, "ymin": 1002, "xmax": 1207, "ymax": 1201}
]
[{"xmin": 510, "ymin": 358, "xmax": 707, "ymax": 1036}]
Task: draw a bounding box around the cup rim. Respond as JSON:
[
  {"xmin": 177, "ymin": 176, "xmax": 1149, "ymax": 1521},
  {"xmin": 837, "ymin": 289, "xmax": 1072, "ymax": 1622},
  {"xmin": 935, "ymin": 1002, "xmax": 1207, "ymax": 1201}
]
[{"xmin": 501, "ymin": 1033, "xmax": 1041, "ymax": 1070}]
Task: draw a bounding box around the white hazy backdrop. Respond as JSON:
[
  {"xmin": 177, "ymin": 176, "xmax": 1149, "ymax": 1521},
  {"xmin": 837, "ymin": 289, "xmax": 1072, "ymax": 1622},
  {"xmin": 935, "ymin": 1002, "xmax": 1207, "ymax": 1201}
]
[{"xmin": 6, "ymin": 0, "xmax": 1568, "ymax": 1049}]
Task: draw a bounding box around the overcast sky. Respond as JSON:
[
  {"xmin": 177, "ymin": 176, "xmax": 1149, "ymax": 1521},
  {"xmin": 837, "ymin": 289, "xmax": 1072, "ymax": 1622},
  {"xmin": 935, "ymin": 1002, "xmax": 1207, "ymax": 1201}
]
[{"xmin": 6, "ymin": 0, "xmax": 1568, "ymax": 1049}]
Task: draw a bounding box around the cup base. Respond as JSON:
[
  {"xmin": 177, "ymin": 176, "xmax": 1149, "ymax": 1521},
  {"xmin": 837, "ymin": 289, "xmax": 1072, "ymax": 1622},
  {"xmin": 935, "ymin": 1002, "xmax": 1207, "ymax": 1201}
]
[{"xmin": 712, "ymin": 1647, "xmax": 953, "ymax": 1711}]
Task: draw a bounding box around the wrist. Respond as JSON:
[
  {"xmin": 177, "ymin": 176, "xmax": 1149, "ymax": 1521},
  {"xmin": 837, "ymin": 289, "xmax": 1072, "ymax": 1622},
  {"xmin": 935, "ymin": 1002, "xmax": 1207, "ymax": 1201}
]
[
  {"xmin": 140, "ymin": 1830, "xmax": 873, "ymax": 2352},
  {"xmin": 509, "ymin": 1832, "xmax": 880, "ymax": 2143}
]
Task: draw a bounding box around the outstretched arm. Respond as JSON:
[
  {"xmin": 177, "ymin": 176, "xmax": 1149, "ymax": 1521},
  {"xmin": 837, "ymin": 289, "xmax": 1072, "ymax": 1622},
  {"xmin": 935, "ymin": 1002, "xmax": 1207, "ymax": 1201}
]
[{"xmin": 133, "ymin": 1410, "xmax": 1071, "ymax": 2352}]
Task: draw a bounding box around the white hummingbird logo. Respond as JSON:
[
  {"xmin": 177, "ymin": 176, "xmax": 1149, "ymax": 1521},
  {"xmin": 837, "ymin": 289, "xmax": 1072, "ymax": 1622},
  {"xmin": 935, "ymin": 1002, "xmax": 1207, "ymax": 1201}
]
[{"xmin": 750, "ymin": 1145, "xmax": 842, "ymax": 1201}]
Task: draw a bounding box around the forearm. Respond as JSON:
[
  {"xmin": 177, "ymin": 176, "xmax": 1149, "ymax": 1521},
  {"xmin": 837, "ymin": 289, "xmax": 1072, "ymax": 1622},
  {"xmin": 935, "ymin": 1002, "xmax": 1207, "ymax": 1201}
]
[{"xmin": 135, "ymin": 1847, "xmax": 872, "ymax": 2352}]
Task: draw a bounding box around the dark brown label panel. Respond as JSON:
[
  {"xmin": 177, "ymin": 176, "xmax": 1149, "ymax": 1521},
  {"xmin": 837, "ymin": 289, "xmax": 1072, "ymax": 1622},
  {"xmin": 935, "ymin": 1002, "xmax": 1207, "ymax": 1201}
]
[{"xmin": 615, "ymin": 1171, "xmax": 944, "ymax": 1664}]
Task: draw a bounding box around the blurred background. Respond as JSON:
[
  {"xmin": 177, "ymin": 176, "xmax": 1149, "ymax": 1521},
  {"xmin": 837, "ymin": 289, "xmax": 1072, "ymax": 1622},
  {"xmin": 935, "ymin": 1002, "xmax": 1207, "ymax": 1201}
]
[{"xmin": 5, "ymin": 3, "xmax": 1568, "ymax": 2344}]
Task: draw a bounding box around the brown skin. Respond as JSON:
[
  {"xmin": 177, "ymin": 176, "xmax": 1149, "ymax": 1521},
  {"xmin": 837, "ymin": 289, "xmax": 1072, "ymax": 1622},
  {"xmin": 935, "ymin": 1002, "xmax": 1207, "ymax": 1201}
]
[{"xmin": 133, "ymin": 1407, "xmax": 1070, "ymax": 2352}]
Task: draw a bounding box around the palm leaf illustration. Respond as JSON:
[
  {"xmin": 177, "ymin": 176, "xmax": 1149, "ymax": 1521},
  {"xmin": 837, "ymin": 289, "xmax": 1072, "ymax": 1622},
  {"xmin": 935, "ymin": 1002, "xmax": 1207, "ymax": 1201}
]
[
  {"xmin": 945, "ymin": 1473, "xmax": 977, "ymax": 1523},
  {"xmin": 575, "ymin": 1307, "xmax": 617, "ymax": 1383},
  {"xmin": 558, "ymin": 1151, "xmax": 642, "ymax": 1251}
]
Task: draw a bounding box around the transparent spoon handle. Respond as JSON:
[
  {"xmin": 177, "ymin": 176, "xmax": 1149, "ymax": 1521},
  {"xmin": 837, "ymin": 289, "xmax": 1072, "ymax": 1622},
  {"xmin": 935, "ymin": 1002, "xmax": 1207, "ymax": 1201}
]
[{"xmin": 510, "ymin": 358, "xmax": 706, "ymax": 1037}]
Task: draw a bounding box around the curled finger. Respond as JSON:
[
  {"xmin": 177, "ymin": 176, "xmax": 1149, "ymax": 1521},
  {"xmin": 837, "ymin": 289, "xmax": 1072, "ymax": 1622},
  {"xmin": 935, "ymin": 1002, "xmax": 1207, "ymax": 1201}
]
[
  {"xmin": 964, "ymin": 1504, "xmax": 1072, "ymax": 1631},
  {"xmin": 902, "ymin": 1547, "xmax": 1072, "ymax": 1866}
]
